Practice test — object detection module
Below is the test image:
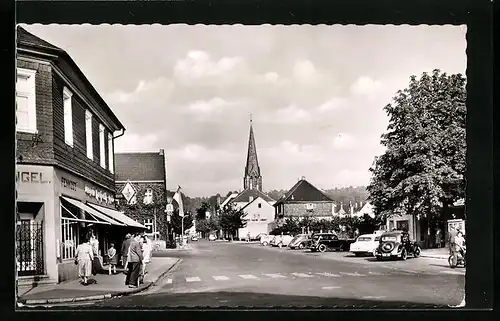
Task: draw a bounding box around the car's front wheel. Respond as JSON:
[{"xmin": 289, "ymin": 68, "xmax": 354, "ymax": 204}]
[
  {"xmin": 413, "ymin": 246, "xmax": 421, "ymax": 258},
  {"xmin": 401, "ymin": 248, "xmax": 408, "ymax": 261},
  {"xmin": 262, "ymin": 241, "xmax": 268, "ymax": 246}
]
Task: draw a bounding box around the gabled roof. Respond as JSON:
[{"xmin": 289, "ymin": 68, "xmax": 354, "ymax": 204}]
[
  {"xmin": 115, "ymin": 151, "xmax": 166, "ymax": 182},
  {"xmin": 231, "ymin": 188, "xmax": 275, "ymax": 204},
  {"xmin": 274, "ymin": 178, "xmax": 333, "ymax": 206},
  {"xmin": 240, "ymin": 196, "xmax": 274, "ymax": 211},
  {"xmin": 17, "ymin": 26, "xmax": 125, "ymax": 132}
]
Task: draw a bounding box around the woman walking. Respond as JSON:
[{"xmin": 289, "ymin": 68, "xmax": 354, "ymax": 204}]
[
  {"xmin": 75, "ymin": 236, "xmax": 94, "ymax": 285},
  {"xmin": 141, "ymin": 235, "xmax": 152, "ymax": 282}
]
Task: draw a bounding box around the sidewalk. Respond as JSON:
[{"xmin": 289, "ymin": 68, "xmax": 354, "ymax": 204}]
[
  {"xmin": 17, "ymin": 256, "xmax": 180, "ymax": 306},
  {"xmin": 420, "ymin": 248, "xmax": 449, "ymax": 260}
]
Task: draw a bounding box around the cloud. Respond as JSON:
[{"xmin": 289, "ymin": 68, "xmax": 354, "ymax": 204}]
[
  {"xmin": 185, "ymin": 97, "xmax": 230, "ymax": 114},
  {"xmin": 106, "ymin": 77, "xmax": 175, "ymax": 104},
  {"xmin": 333, "ymin": 169, "xmax": 371, "ymax": 187},
  {"xmin": 262, "ymin": 141, "xmax": 324, "ymax": 164},
  {"xmin": 350, "ymin": 76, "xmax": 382, "ymax": 97},
  {"xmin": 293, "ymin": 60, "xmax": 317, "ymax": 83},
  {"xmin": 114, "ymin": 133, "xmax": 159, "ymax": 152},
  {"xmin": 332, "ymin": 133, "xmax": 355, "ymax": 150},
  {"xmin": 273, "ymin": 105, "xmax": 312, "ymax": 124},
  {"xmin": 264, "ymin": 72, "xmax": 279, "ymax": 82},
  {"xmin": 174, "ymin": 50, "xmax": 245, "ymax": 84},
  {"xmin": 316, "ymin": 97, "xmax": 348, "ymax": 113},
  {"xmin": 169, "ymin": 144, "xmax": 239, "ymax": 163}
]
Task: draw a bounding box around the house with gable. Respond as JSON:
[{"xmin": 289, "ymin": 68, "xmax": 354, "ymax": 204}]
[
  {"xmin": 237, "ymin": 195, "xmax": 275, "ymax": 240},
  {"xmin": 273, "ymin": 177, "xmax": 337, "ymax": 224}
]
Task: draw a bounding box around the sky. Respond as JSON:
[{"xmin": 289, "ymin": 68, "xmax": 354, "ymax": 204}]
[{"xmin": 21, "ymin": 24, "xmax": 467, "ymax": 197}]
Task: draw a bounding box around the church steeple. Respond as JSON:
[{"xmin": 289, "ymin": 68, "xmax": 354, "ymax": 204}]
[{"xmin": 244, "ymin": 115, "xmax": 262, "ymax": 191}]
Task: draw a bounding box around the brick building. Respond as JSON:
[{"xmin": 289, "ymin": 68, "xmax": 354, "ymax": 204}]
[
  {"xmin": 114, "ymin": 150, "xmax": 167, "ymax": 240},
  {"xmin": 15, "ymin": 27, "xmax": 145, "ymax": 285},
  {"xmin": 273, "ymin": 177, "xmax": 337, "ymax": 224}
]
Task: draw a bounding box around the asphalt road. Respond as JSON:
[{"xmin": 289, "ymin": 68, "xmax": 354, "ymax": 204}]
[{"xmin": 92, "ymin": 240, "xmax": 465, "ymax": 309}]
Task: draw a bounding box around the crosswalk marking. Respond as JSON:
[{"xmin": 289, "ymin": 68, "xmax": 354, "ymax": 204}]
[
  {"xmin": 340, "ymin": 272, "xmax": 366, "ymax": 277},
  {"xmin": 239, "ymin": 274, "xmax": 259, "ymax": 279},
  {"xmin": 291, "ymin": 272, "xmax": 314, "ymax": 278},
  {"xmin": 263, "ymin": 273, "xmax": 287, "ymax": 278},
  {"xmin": 362, "ymin": 296, "xmax": 386, "ymax": 299},
  {"xmin": 440, "ymin": 270, "xmax": 465, "ymax": 275},
  {"xmin": 316, "ymin": 272, "xmax": 341, "ymax": 277},
  {"xmin": 322, "ymin": 286, "xmax": 341, "ymax": 290},
  {"xmin": 165, "ymin": 278, "xmax": 173, "ymax": 284},
  {"xmin": 368, "ymin": 271, "xmax": 384, "ymax": 276},
  {"xmin": 185, "ymin": 277, "xmax": 201, "ymax": 282},
  {"xmin": 213, "ymin": 276, "xmax": 230, "ymax": 281}
]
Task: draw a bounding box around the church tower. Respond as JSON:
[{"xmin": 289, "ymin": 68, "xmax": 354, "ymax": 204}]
[{"xmin": 243, "ymin": 116, "xmax": 262, "ymax": 191}]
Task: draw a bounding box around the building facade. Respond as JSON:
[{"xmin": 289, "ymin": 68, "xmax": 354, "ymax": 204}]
[
  {"xmin": 114, "ymin": 150, "xmax": 167, "ymax": 240},
  {"xmin": 15, "ymin": 27, "xmax": 145, "ymax": 285},
  {"xmin": 237, "ymin": 196, "xmax": 275, "ymax": 240},
  {"xmin": 273, "ymin": 177, "xmax": 337, "ymax": 223}
]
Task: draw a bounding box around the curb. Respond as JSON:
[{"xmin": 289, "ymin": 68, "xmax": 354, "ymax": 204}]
[
  {"xmin": 18, "ymin": 258, "xmax": 182, "ymax": 307},
  {"xmin": 421, "ymin": 254, "xmax": 448, "ymax": 260}
]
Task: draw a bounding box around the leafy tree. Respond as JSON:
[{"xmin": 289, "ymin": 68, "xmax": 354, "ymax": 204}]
[
  {"xmin": 170, "ymin": 208, "xmax": 194, "ymax": 235},
  {"xmin": 278, "ymin": 217, "xmax": 301, "ymax": 234},
  {"xmin": 195, "ymin": 201, "xmax": 211, "ymax": 220},
  {"xmin": 367, "ymin": 69, "xmax": 466, "ymax": 222},
  {"xmin": 195, "ymin": 219, "xmax": 210, "ymax": 237},
  {"xmin": 116, "ymin": 199, "xmax": 169, "ymax": 241},
  {"xmin": 219, "ymin": 203, "xmax": 247, "ymax": 241},
  {"xmin": 298, "ymin": 216, "xmax": 316, "ymax": 231}
]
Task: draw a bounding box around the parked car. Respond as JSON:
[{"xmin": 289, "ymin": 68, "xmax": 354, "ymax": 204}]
[
  {"xmin": 349, "ymin": 234, "xmax": 381, "ymax": 256},
  {"xmin": 191, "ymin": 235, "xmax": 199, "ymax": 241},
  {"xmin": 309, "ymin": 233, "xmax": 356, "ymax": 252},
  {"xmin": 208, "ymin": 234, "xmax": 217, "ymax": 241},
  {"xmin": 270, "ymin": 234, "xmax": 294, "ymax": 247},
  {"xmin": 259, "ymin": 234, "xmax": 271, "ymax": 246},
  {"xmin": 288, "ymin": 234, "xmax": 312, "ymax": 250},
  {"xmin": 374, "ymin": 230, "xmax": 421, "ymax": 261}
]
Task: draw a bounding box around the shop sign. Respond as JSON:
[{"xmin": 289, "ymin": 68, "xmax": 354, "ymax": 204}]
[
  {"xmin": 61, "ymin": 177, "xmax": 77, "ymax": 191},
  {"xmin": 16, "ymin": 171, "xmax": 51, "ymax": 184},
  {"xmin": 84, "ymin": 185, "xmax": 115, "ymax": 205}
]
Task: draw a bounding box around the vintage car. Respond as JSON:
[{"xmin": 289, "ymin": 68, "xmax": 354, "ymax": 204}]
[
  {"xmin": 349, "ymin": 234, "xmax": 381, "ymax": 256},
  {"xmin": 208, "ymin": 234, "xmax": 217, "ymax": 241},
  {"xmin": 270, "ymin": 234, "xmax": 294, "ymax": 247},
  {"xmin": 309, "ymin": 233, "xmax": 356, "ymax": 252},
  {"xmin": 375, "ymin": 230, "xmax": 421, "ymax": 260},
  {"xmin": 288, "ymin": 234, "xmax": 312, "ymax": 250},
  {"xmin": 260, "ymin": 234, "xmax": 272, "ymax": 246}
]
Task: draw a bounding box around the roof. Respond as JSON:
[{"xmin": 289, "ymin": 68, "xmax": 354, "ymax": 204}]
[
  {"xmin": 231, "ymin": 188, "xmax": 275, "ymax": 204},
  {"xmin": 274, "ymin": 178, "xmax": 334, "ymax": 206},
  {"xmin": 115, "ymin": 151, "xmax": 166, "ymax": 182},
  {"xmin": 17, "ymin": 26, "xmax": 125, "ymax": 131},
  {"xmin": 240, "ymin": 196, "xmax": 274, "ymax": 211}
]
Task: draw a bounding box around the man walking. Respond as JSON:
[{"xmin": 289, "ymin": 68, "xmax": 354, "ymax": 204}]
[
  {"xmin": 121, "ymin": 233, "xmax": 132, "ymax": 274},
  {"xmin": 125, "ymin": 233, "xmax": 144, "ymax": 288},
  {"xmin": 448, "ymin": 227, "xmax": 458, "ymax": 266}
]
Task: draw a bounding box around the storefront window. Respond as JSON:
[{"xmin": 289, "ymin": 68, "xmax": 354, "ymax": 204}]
[{"xmin": 61, "ymin": 219, "xmax": 79, "ymax": 260}]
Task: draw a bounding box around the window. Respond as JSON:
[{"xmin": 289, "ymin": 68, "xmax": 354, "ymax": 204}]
[
  {"xmin": 85, "ymin": 110, "xmax": 93, "ymax": 159},
  {"xmin": 143, "ymin": 189, "xmax": 154, "ymax": 205},
  {"xmin": 61, "ymin": 219, "xmax": 79, "ymax": 260},
  {"xmin": 99, "ymin": 124, "xmax": 105, "ymax": 168},
  {"xmin": 63, "ymin": 87, "xmax": 73, "ymax": 146},
  {"xmin": 258, "ymin": 203, "xmax": 262, "ymax": 208},
  {"xmin": 108, "ymin": 133, "xmax": 114, "ymax": 173},
  {"xmin": 306, "ymin": 203, "xmax": 316, "ymax": 210},
  {"xmin": 16, "ymin": 68, "xmax": 37, "ymax": 133},
  {"xmin": 144, "ymin": 218, "xmax": 153, "ymax": 232}
]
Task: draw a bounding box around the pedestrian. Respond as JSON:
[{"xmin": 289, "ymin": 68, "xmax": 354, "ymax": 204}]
[
  {"xmin": 107, "ymin": 243, "xmax": 118, "ymax": 275},
  {"xmin": 448, "ymin": 226, "xmax": 458, "ymax": 264},
  {"xmin": 436, "ymin": 228, "xmax": 443, "ymax": 248},
  {"xmin": 75, "ymin": 236, "xmax": 93, "ymax": 285},
  {"xmin": 125, "ymin": 233, "xmax": 143, "ymax": 288},
  {"xmin": 246, "ymin": 232, "xmax": 250, "ymax": 243},
  {"xmin": 89, "ymin": 231, "xmax": 103, "ymax": 276},
  {"xmin": 121, "ymin": 233, "xmax": 132, "ymax": 274},
  {"xmin": 140, "ymin": 234, "xmax": 152, "ymax": 283}
]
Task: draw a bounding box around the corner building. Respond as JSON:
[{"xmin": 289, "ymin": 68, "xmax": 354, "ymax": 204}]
[{"xmin": 15, "ymin": 27, "xmax": 144, "ymax": 285}]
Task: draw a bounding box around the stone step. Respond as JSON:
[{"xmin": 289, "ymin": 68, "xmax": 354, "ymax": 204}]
[{"xmin": 17, "ymin": 275, "xmax": 55, "ymax": 287}]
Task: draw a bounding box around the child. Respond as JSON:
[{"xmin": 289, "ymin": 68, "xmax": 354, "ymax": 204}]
[{"xmin": 107, "ymin": 243, "xmax": 118, "ymax": 275}]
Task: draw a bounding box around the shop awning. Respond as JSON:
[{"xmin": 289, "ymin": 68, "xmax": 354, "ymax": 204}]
[
  {"xmin": 87, "ymin": 203, "xmax": 147, "ymax": 229},
  {"xmin": 61, "ymin": 196, "xmax": 125, "ymax": 226}
]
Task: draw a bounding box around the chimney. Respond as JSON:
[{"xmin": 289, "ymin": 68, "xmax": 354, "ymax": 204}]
[
  {"xmin": 159, "ymin": 149, "xmax": 164, "ymax": 155},
  {"xmin": 301, "ymin": 176, "xmax": 306, "ymax": 180}
]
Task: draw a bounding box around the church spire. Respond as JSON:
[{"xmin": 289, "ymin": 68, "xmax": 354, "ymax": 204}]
[{"xmin": 244, "ymin": 115, "xmax": 262, "ymax": 191}]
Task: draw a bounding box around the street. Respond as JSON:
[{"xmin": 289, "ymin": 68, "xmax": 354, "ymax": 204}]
[{"xmin": 90, "ymin": 240, "xmax": 465, "ymax": 308}]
